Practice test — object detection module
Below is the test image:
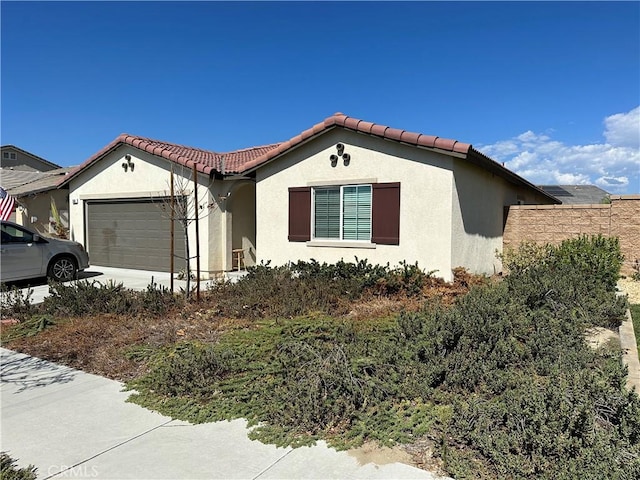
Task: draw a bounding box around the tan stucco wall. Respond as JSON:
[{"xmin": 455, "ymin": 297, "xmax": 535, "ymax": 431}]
[
  {"xmin": 503, "ymin": 195, "xmax": 640, "ymax": 275},
  {"xmin": 256, "ymin": 129, "xmax": 457, "ymax": 280},
  {"xmin": 67, "ymin": 145, "xmax": 233, "ymax": 277},
  {"xmin": 229, "ymin": 182, "xmax": 256, "ymax": 267},
  {"xmin": 449, "ymin": 161, "xmax": 551, "ymax": 276},
  {"xmin": 15, "ymin": 190, "xmax": 69, "ymax": 236}
]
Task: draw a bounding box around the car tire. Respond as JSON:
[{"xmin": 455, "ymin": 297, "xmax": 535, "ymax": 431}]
[{"xmin": 47, "ymin": 256, "xmax": 78, "ymax": 282}]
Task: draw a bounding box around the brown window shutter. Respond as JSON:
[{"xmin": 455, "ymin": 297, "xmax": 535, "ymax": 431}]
[
  {"xmin": 372, "ymin": 182, "xmax": 400, "ymax": 245},
  {"xmin": 288, "ymin": 187, "xmax": 311, "ymax": 242}
]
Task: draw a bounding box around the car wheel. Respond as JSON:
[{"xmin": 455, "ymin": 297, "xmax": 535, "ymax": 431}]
[{"xmin": 47, "ymin": 256, "xmax": 77, "ymax": 282}]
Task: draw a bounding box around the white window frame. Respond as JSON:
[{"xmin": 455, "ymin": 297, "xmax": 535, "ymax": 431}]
[{"xmin": 311, "ymin": 184, "xmax": 372, "ymax": 242}]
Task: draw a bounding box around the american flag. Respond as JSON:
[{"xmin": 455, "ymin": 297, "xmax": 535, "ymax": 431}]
[{"xmin": 0, "ymin": 186, "xmax": 16, "ymax": 221}]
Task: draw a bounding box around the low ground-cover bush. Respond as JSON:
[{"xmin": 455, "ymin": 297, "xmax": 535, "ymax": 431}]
[
  {"xmin": 1, "ymin": 280, "xmax": 183, "ymax": 324},
  {"xmin": 129, "ymin": 237, "xmax": 638, "ymax": 479},
  {"xmin": 0, "ymin": 285, "xmax": 37, "ymax": 322},
  {"xmin": 0, "ymin": 452, "xmax": 37, "ymax": 480},
  {"xmin": 210, "ymin": 259, "xmax": 443, "ymax": 319},
  {"xmin": 43, "ymin": 280, "xmax": 182, "ymax": 317}
]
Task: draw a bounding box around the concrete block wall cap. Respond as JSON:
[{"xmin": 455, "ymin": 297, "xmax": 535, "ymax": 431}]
[{"xmin": 612, "ymin": 194, "xmax": 640, "ymax": 200}]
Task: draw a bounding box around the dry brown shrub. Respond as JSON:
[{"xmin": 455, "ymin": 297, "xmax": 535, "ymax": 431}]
[
  {"xmin": 5, "ymin": 308, "xmax": 234, "ymax": 381},
  {"xmin": 4, "ymin": 267, "xmax": 489, "ymax": 380},
  {"xmin": 346, "ymin": 295, "xmax": 422, "ymax": 320}
]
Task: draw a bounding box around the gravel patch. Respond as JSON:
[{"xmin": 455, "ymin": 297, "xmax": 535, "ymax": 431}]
[{"xmin": 618, "ymin": 278, "xmax": 640, "ymax": 304}]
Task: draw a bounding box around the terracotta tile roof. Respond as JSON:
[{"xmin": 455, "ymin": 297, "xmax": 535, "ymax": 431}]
[
  {"xmin": 59, "ymin": 135, "xmax": 280, "ymax": 187},
  {"xmin": 57, "ymin": 112, "xmax": 559, "ymax": 203},
  {"xmin": 238, "ymin": 112, "xmax": 471, "ymax": 172}
]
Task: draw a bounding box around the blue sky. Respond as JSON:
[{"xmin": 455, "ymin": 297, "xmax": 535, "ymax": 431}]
[{"xmin": 2, "ymin": 1, "xmax": 639, "ymax": 193}]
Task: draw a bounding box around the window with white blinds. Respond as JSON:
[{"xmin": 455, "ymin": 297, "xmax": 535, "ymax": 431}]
[{"xmin": 313, "ymin": 185, "xmax": 372, "ymax": 241}]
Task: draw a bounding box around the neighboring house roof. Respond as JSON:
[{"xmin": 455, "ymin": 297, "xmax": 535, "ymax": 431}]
[
  {"xmin": 538, "ymin": 185, "xmax": 610, "ymax": 204},
  {"xmin": 1, "ymin": 167, "xmax": 73, "ymax": 197},
  {"xmin": 57, "ymin": 112, "xmax": 560, "ymax": 203},
  {"xmin": 1, "ymin": 145, "xmax": 62, "ymax": 170}
]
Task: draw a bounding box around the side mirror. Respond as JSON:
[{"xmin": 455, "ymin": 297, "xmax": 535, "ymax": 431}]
[{"xmin": 33, "ymin": 234, "xmax": 41, "ymax": 243}]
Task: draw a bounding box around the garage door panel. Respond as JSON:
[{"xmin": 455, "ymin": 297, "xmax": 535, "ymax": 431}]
[{"xmin": 87, "ymin": 200, "xmax": 186, "ymax": 272}]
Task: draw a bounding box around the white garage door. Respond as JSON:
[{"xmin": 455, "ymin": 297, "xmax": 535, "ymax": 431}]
[{"xmin": 86, "ymin": 200, "xmax": 186, "ymax": 272}]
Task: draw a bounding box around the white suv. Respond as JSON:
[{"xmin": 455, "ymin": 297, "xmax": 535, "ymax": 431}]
[{"xmin": 0, "ymin": 220, "xmax": 90, "ymax": 283}]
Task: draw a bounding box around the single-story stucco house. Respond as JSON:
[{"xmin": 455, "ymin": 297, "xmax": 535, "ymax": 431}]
[
  {"xmin": 0, "ymin": 145, "xmax": 70, "ymax": 235},
  {"xmin": 2, "ymin": 167, "xmax": 72, "ymax": 235},
  {"xmin": 59, "ymin": 113, "xmax": 559, "ymax": 281}
]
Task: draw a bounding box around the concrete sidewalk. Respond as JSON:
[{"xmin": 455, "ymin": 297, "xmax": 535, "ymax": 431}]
[{"xmin": 0, "ymin": 348, "xmax": 445, "ymax": 480}]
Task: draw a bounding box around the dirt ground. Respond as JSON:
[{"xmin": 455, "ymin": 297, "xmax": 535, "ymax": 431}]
[{"xmin": 348, "ymin": 439, "xmax": 447, "ymax": 476}]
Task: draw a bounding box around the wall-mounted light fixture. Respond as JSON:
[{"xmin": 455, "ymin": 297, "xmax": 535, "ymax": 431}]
[
  {"xmin": 122, "ymin": 154, "xmax": 135, "ymax": 172},
  {"xmin": 217, "ymin": 190, "xmax": 232, "ymax": 201}
]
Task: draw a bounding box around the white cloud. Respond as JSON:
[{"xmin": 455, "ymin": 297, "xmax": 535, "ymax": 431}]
[
  {"xmin": 478, "ymin": 106, "xmax": 640, "ymax": 194},
  {"xmin": 596, "ymin": 176, "xmax": 629, "ymax": 189},
  {"xmin": 604, "ymin": 106, "xmax": 640, "ymax": 148}
]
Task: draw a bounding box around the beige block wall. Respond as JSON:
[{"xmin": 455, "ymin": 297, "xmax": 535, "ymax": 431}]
[{"xmin": 504, "ymin": 195, "xmax": 639, "ymax": 275}]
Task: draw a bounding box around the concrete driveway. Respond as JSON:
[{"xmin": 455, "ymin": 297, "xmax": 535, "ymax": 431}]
[
  {"xmin": 0, "ymin": 348, "xmax": 446, "ymax": 479},
  {"xmin": 2, "ymin": 266, "xmax": 220, "ymax": 305}
]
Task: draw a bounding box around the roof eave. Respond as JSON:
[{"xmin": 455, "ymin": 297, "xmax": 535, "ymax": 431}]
[
  {"xmin": 467, "ymin": 148, "xmax": 561, "ymax": 204},
  {"xmin": 58, "ymin": 135, "xmax": 217, "ymax": 188}
]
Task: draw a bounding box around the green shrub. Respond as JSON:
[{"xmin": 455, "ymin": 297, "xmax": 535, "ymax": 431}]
[
  {"xmin": 43, "ymin": 280, "xmax": 133, "ymax": 316},
  {"xmin": 0, "ymin": 285, "xmax": 36, "ymax": 322},
  {"xmin": 444, "ymin": 370, "xmax": 640, "ymax": 479},
  {"xmin": 129, "ymin": 244, "xmax": 636, "ymax": 479},
  {"xmin": 499, "ymin": 241, "xmax": 554, "ymax": 275},
  {"xmin": 553, "ymin": 235, "xmax": 623, "ymax": 291},
  {"xmin": 41, "ymin": 279, "xmax": 181, "ymax": 317},
  {"xmin": 501, "ymin": 235, "xmax": 624, "ymax": 291},
  {"xmin": 212, "ymin": 259, "xmax": 434, "ymax": 319},
  {"xmin": 139, "ymin": 342, "xmax": 232, "ymax": 397},
  {"xmin": 0, "ymin": 452, "xmax": 37, "ymax": 480}
]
